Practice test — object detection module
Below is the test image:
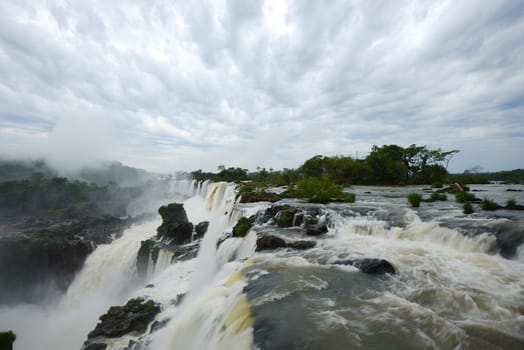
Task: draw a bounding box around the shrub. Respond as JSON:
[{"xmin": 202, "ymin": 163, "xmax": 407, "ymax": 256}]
[
  {"xmin": 431, "ymin": 192, "xmax": 447, "ymax": 201},
  {"xmin": 407, "ymin": 192, "xmax": 422, "ymax": 207},
  {"xmin": 292, "ymin": 177, "xmax": 355, "ymax": 203},
  {"xmin": 481, "ymin": 197, "xmax": 498, "ymax": 211},
  {"xmin": 463, "ymin": 202, "xmax": 473, "ymax": 214},
  {"xmin": 232, "ymin": 217, "xmax": 253, "ymax": 237},
  {"xmin": 0, "ymin": 331, "xmax": 16, "ymax": 348},
  {"xmin": 455, "ymin": 191, "xmax": 476, "ymax": 203},
  {"xmin": 431, "ymin": 182, "xmax": 443, "ymax": 188},
  {"xmin": 507, "ymin": 198, "xmax": 517, "ymax": 207}
]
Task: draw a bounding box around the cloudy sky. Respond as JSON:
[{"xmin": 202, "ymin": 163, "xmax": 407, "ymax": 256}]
[{"xmin": 0, "ymin": 0, "xmax": 523, "ymax": 173}]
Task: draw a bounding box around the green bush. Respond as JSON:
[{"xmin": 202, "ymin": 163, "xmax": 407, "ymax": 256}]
[
  {"xmin": 289, "ymin": 177, "xmax": 355, "ymax": 203},
  {"xmin": 431, "ymin": 182, "xmax": 444, "ymax": 188},
  {"xmin": 507, "ymin": 198, "xmax": 517, "ymax": 207},
  {"xmin": 463, "ymin": 202, "xmax": 473, "ymax": 214},
  {"xmin": 232, "ymin": 217, "xmax": 253, "ymax": 237},
  {"xmin": 455, "ymin": 191, "xmax": 476, "ymax": 203},
  {"xmin": 430, "ymin": 192, "xmax": 447, "ymax": 201},
  {"xmin": 407, "ymin": 192, "xmax": 422, "ymax": 207},
  {"xmin": 0, "ymin": 331, "xmax": 16, "ymax": 349},
  {"xmin": 481, "ymin": 197, "xmax": 498, "ymax": 211}
]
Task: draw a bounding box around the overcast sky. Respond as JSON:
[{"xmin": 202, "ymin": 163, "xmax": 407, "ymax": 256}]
[{"xmin": 0, "ymin": 0, "xmax": 523, "ymax": 173}]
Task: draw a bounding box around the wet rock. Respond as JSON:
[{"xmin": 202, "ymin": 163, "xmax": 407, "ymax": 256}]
[
  {"xmin": 506, "ymin": 188, "xmax": 523, "ymax": 192},
  {"xmin": 495, "ymin": 222, "xmax": 524, "ymax": 258},
  {"xmin": 0, "ymin": 213, "xmax": 134, "ymax": 304},
  {"xmin": 156, "ymin": 203, "xmax": 193, "ymax": 244},
  {"xmin": 86, "ymin": 298, "xmax": 161, "ymax": 340},
  {"xmin": 335, "ymin": 258, "xmax": 396, "ymax": 275},
  {"xmin": 288, "ymin": 240, "xmax": 316, "ymax": 250},
  {"xmin": 276, "ymin": 208, "xmax": 299, "ymax": 228},
  {"xmin": 136, "ymin": 239, "xmax": 157, "ymax": 279},
  {"xmin": 195, "ymin": 221, "xmax": 209, "ymax": 239},
  {"xmin": 84, "ymin": 343, "xmax": 107, "ymax": 350},
  {"xmin": 305, "ymin": 223, "xmax": 328, "ymax": 236},
  {"xmin": 256, "ymin": 235, "xmax": 287, "ymax": 251},
  {"xmin": 240, "ymin": 192, "xmax": 280, "ymax": 203},
  {"xmin": 232, "ymin": 217, "xmax": 254, "ymax": 237}
]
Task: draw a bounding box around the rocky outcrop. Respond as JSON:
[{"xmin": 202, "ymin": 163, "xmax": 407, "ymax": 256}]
[
  {"xmin": 335, "ymin": 258, "xmax": 396, "ymax": 275},
  {"xmin": 305, "ymin": 222, "xmax": 328, "ymax": 236},
  {"xmin": 240, "ymin": 192, "xmax": 280, "ymax": 203},
  {"xmin": 256, "ymin": 235, "xmax": 316, "ymax": 252},
  {"xmin": 156, "ymin": 203, "xmax": 193, "ymax": 244},
  {"xmin": 195, "ymin": 221, "xmax": 209, "ymax": 239},
  {"xmin": 83, "ymin": 298, "xmax": 160, "ymax": 349},
  {"xmin": 0, "ymin": 213, "xmax": 134, "ymax": 305},
  {"xmin": 494, "ymin": 222, "xmax": 524, "ymax": 258}
]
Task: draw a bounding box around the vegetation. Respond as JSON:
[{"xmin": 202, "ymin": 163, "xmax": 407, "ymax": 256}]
[
  {"xmin": 455, "ymin": 191, "xmax": 476, "ymax": 203},
  {"xmin": 407, "ymin": 193, "xmax": 423, "ymax": 207},
  {"xmin": 430, "ymin": 192, "xmax": 448, "ymax": 201},
  {"xmin": 481, "ymin": 198, "xmax": 498, "ymax": 211},
  {"xmin": 0, "ymin": 174, "xmax": 142, "ymax": 218},
  {"xmin": 282, "ymin": 177, "xmax": 355, "ymax": 203},
  {"xmin": 0, "ymin": 331, "xmax": 16, "ymax": 349},
  {"xmin": 232, "ymin": 217, "xmax": 253, "ymax": 237},
  {"xmin": 463, "ymin": 202, "xmax": 473, "ymax": 214},
  {"xmin": 507, "ymin": 198, "xmax": 517, "ymax": 207}
]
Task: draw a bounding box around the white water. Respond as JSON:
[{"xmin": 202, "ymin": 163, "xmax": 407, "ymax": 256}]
[
  {"xmin": 3, "ymin": 182, "xmax": 523, "ymax": 349},
  {"xmin": 0, "ymin": 219, "xmax": 159, "ymax": 350},
  {"xmin": 0, "ymin": 179, "xmax": 240, "ymax": 350}
]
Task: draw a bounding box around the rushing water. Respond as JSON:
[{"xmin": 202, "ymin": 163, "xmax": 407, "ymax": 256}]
[{"xmin": 1, "ymin": 182, "xmax": 523, "ymax": 349}]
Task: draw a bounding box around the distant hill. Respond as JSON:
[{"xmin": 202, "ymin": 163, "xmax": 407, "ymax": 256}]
[{"xmin": 0, "ymin": 159, "xmax": 155, "ymax": 186}]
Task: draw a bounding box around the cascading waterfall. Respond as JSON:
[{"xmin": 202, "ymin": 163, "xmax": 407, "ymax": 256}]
[{"xmin": 3, "ymin": 181, "xmax": 522, "ymax": 350}]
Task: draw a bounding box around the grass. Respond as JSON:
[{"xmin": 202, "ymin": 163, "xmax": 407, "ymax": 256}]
[
  {"xmin": 463, "ymin": 202, "xmax": 473, "ymax": 214},
  {"xmin": 430, "ymin": 192, "xmax": 447, "ymax": 201},
  {"xmin": 455, "ymin": 191, "xmax": 476, "ymax": 203},
  {"xmin": 407, "ymin": 192, "xmax": 422, "ymax": 207},
  {"xmin": 507, "ymin": 198, "xmax": 517, "ymax": 207},
  {"xmin": 481, "ymin": 197, "xmax": 498, "ymax": 211}
]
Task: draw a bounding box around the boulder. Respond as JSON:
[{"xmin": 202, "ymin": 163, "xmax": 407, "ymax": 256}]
[
  {"xmin": 86, "ymin": 298, "xmax": 161, "ymax": 339},
  {"xmin": 288, "ymin": 240, "xmax": 316, "ymax": 250},
  {"xmin": 156, "ymin": 203, "xmax": 193, "ymax": 244},
  {"xmin": 305, "ymin": 223, "xmax": 328, "ymax": 236},
  {"xmin": 256, "ymin": 235, "xmax": 287, "ymax": 251},
  {"xmin": 255, "ymin": 236, "xmax": 316, "ymax": 251},
  {"xmin": 335, "ymin": 258, "xmax": 396, "ymax": 275},
  {"xmin": 194, "ymin": 221, "xmax": 209, "ymax": 239}
]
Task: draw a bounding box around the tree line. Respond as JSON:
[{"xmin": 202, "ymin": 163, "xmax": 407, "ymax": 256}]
[{"xmin": 192, "ymin": 144, "xmax": 460, "ymax": 186}]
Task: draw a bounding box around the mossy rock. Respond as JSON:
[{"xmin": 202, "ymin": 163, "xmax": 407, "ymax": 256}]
[{"xmin": 232, "ymin": 217, "xmax": 253, "ymax": 237}]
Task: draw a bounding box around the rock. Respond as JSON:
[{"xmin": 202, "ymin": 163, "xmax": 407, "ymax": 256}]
[
  {"xmin": 194, "ymin": 221, "xmax": 209, "ymax": 239},
  {"xmin": 507, "ymin": 189, "xmax": 523, "ymax": 192},
  {"xmin": 0, "ymin": 212, "xmax": 133, "ymax": 304},
  {"xmin": 86, "ymin": 298, "xmax": 161, "ymax": 340},
  {"xmin": 240, "ymin": 192, "xmax": 280, "ymax": 203},
  {"xmin": 256, "ymin": 235, "xmax": 287, "ymax": 251},
  {"xmin": 136, "ymin": 239, "xmax": 157, "ymax": 279},
  {"xmin": 335, "ymin": 258, "xmax": 396, "ymax": 275},
  {"xmin": 84, "ymin": 343, "xmax": 107, "ymax": 350},
  {"xmin": 288, "ymin": 240, "xmax": 316, "ymax": 250},
  {"xmin": 306, "ymin": 223, "xmax": 328, "ymax": 236},
  {"xmin": 156, "ymin": 203, "xmax": 193, "ymax": 244},
  {"xmin": 495, "ymin": 222, "xmax": 524, "ymax": 258},
  {"xmin": 232, "ymin": 217, "xmax": 253, "ymax": 237}
]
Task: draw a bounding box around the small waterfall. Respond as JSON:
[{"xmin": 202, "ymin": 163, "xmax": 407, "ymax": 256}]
[{"xmin": 329, "ymin": 209, "xmax": 497, "ymax": 254}]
